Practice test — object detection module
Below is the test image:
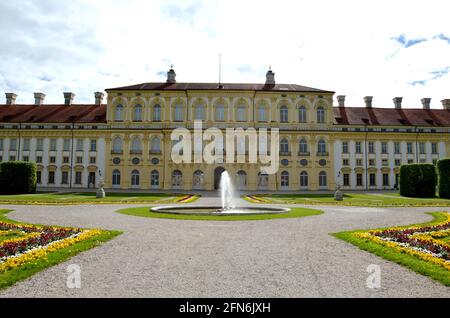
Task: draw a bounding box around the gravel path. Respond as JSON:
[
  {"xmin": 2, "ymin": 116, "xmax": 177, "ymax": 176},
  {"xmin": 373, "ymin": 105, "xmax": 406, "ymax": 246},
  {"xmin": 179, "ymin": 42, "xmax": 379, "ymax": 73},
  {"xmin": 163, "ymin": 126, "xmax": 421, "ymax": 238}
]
[{"xmin": 0, "ymin": 196, "xmax": 449, "ymax": 298}]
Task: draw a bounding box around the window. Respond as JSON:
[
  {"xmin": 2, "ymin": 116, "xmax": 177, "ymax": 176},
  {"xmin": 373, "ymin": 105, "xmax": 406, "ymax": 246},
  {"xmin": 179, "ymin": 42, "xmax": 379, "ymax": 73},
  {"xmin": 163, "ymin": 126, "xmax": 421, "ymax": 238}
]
[
  {"xmin": 368, "ymin": 142, "xmax": 374, "ymax": 154},
  {"xmin": 0, "ymin": 139, "xmax": 3, "ymax": 150},
  {"xmin": 76, "ymin": 139, "xmax": 83, "ymax": 151},
  {"xmin": 115, "ymin": 104, "xmax": 124, "ymax": 121},
  {"xmin": 342, "ymin": 142, "xmax": 348, "ymax": 153},
  {"xmin": 112, "ymin": 170, "xmax": 121, "ymax": 186},
  {"xmin": 319, "ymin": 171, "xmax": 327, "ymax": 187},
  {"xmin": 9, "ymin": 139, "xmax": 17, "ymax": 151},
  {"xmin": 131, "ymin": 170, "xmax": 140, "ymax": 187},
  {"xmin": 431, "ymin": 143, "xmax": 438, "ymax": 154},
  {"xmin": 408, "ymin": 159, "xmax": 414, "ymax": 164},
  {"xmin": 281, "ymin": 171, "xmax": 289, "ymax": 187},
  {"xmin": 300, "ymin": 171, "xmax": 308, "ymax": 187},
  {"xmin": 36, "ymin": 156, "xmax": 42, "ymax": 163},
  {"xmin": 153, "ymin": 104, "xmax": 162, "ymax": 121},
  {"xmin": 61, "ymin": 171, "xmax": 69, "ymax": 184},
  {"xmin": 134, "ymin": 105, "xmax": 142, "ymax": 121},
  {"xmin": 355, "ymin": 141, "xmax": 362, "ymax": 154},
  {"xmin": 381, "ymin": 142, "xmax": 387, "ymax": 154},
  {"xmin": 420, "ymin": 158, "xmax": 426, "ymax": 163},
  {"xmin": 419, "ymin": 142, "xmax": 425, "ymax": 154},
  {"xmin": 343, "ymin": 173, "xmax": 350, "ymax": 186},
  {"xmin": 257, "ymin": 106, "xmax": 266, "ymax": 122},
  {"xmin": 23, "ymin": 156, "xmax": 29, "ymax": 162},
  {"xmin": 89, "ymin": 157, "xmax": 96, "ymax": 164},
  {"xmin": 23, "ymin": 139, "xmax": 30, "ymax": 151},
  {"xmin": 36, "ymin": 171, "xmax": 41, "ymax": 184},
  {"xmin": 63, "ymin": 139, "xmax": 70, "ymax": 151},
  {"xmin": 407, "ymin": 142, "xmax": 413, "ymax": 154},
  {"xmin": 356, "ymin": 159, "xmax": 362, "ymax": 166},
  {"xmin": 383, "ymin": 174, "xmax": 389, "ymax": 186},
  {"xmin": 76, "ymin": 156, "xmax": 82, "ymax": 164},
  {"xmin": 369, "ymin": 173, "xmax": 376, "ymax": 186},
  {"xmin": 36, "ymin": 139, "xmax": 43, "ymax": 151},
  {"xmin": 298, "ymin": 106, "xmax": 307, "ymax": 123},
  {"xmin": 63, "ymin": 156, "xmax": 69, "ymax": 164},
  {"xmin": 394, "ymin": 142, "xmax": 400, "ymax": 154},
  {"xmin": 150, "ymin": 137, "xmax": 161, "ymax": 154},
  {"xmin": 48, "ymin": 171, "xmax": 55, "ymax": 184},
  {"xmin": 112, "ymin": 137, "xmax": 123, "ymax": 153},
  {"xmin": 280, "ymin": 106, "xmax": 288, "ymax": 123},
  {"xmin": 50, "ymin": 139, "xmax": 57, "ymax": 151},
  {"xmin": 299, "ymin": 139, "xmax": 308, "ymax": 154},
  {"xmin": 280, "ymin": 139, "xmax": 289, "ymax": 154},
  {"xmin": 369, "ymin": 159, "xmax": 375, "ymax": 166},
  {"xmin": 317, "ymin": 139, "xmax": 326, "ymax": 154},
  {"xmin": 174, "ymin": 105, "xmax": 184, "ymax": 121},
  {"xmin": 236, "ymin": 106, "xmax": 246, "ymax": 122},
  {"xmin": 9, "ymin": 155, "xmax": 16, "ymax": 161},
  {"xmin": 215, "ymin": 105, "xmax": 225, "ymax": 121},
  {"xmin": 50, "ymin": 156, "xmax": 56, "ymax": 163},
  {"xmin": 317, "ymin": 106, "xmax": 325, "ymax": 123},
  {"xmin": 90, "ymin": 140, "xmax": 97, "ymax": 152},
  {"xmin": 356, "ymin": 173, "xmax": 363, "ymax": 186},
  {"xmin": 258, "ymin": 172, "xmax": 269, "ymax": 189},
  {"xmin": 395, "ymin": 159, "xmax": 401, "ymax": 166},
  {"xmin": 382, "ymin": 159, "xmax": 388, "ymax": 166},
  {"xmin": 151, "ymin": 170, "xmax": 159, "ymax": 187},
  {"xmin": 343, "ymin": 159, "xmax": 349, "ymax": 166},
  {"xmin": 131, "ymin": 137, "xmax": 142, "ymax": 154},
  {"xmin": 172, "ymin": 170, "xmax": 183, "ymax": 188},
  {"xmin": 194, "ymin": 105, "xmax": 205, "ymax": 120},
  {"xmin": 75, "ymin": 172, "xmax": 82, "ymax": 185}
]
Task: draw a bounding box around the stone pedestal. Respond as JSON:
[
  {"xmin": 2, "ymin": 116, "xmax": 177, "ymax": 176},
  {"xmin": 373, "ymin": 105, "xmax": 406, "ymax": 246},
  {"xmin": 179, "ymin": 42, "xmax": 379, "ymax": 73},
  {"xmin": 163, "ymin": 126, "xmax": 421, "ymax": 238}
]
[
  {"xmin": 96, "ymin": 188, "xmax": 105, "ymax": 199},
  {"xmin": 334, "ymin": 189, "xmax": 343, "ymax": 201}
]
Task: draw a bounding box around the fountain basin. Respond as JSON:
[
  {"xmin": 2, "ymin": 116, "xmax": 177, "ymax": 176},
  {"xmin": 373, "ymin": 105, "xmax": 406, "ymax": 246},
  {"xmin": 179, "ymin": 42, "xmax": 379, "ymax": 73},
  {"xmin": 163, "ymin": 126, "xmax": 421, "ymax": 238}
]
[{"xmin": 151, "ymin": 206, "xmax": 290, "ymax": 216}]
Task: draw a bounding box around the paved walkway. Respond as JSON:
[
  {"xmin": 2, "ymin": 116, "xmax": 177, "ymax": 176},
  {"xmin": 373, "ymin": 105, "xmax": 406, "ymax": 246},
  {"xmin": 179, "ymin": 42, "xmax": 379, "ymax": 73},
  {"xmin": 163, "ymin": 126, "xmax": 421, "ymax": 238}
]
[{"xmin": 0, "ymin": 195, "xmax": 449, "ymax": 297}]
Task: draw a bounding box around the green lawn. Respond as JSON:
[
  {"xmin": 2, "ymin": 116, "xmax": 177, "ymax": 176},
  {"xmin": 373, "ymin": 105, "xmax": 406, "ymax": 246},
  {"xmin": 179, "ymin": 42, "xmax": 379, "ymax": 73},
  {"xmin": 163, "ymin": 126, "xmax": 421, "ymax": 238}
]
[
  {"xmin": 117, "ymin": 206, "xmax": 323, "ymax": 221},
  {"xmin": 333, "ymin": 212, "xmax": 450, "ymax": 286},
  {"xmin": 0, "ymin": 209, "xmax": 121, "ymax": 289},
  {"xmin": 246, "ymin": 192, "xmax": 450, "ymax": 207},
  {"xmin": 0, "ymin": 192, "xmax": 197, "ymax": 205}
]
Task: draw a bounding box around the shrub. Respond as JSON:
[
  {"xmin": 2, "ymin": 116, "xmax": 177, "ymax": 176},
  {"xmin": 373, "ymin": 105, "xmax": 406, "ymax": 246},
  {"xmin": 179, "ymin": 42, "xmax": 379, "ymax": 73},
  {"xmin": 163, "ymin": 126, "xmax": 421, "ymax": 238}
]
[
  {"xmin": 436, "ymin": 158, "xmax": 450, "ymax": 199},
  {"xmin": 399, "ymin": 163, "xmax": 436, "ymax": 198},
  {"xmin": 0, "ymin": 161, "xmax": 37, "ymax": 194}
]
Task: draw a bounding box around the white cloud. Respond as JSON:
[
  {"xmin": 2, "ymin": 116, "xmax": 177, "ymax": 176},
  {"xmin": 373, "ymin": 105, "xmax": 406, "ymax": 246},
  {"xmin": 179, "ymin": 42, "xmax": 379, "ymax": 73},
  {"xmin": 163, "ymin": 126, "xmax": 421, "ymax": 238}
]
[{"xmin": 0, "ymin": 0, "xmax": 449, "ymax": 108}]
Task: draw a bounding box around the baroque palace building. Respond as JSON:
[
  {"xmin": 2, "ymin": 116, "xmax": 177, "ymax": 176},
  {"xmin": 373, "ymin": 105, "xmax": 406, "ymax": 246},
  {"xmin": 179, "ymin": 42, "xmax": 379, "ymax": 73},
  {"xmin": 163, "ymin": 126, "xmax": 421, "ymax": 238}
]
[{"xmin": 0, "ymin": 67, "xmax": 449, "ymax": 191}]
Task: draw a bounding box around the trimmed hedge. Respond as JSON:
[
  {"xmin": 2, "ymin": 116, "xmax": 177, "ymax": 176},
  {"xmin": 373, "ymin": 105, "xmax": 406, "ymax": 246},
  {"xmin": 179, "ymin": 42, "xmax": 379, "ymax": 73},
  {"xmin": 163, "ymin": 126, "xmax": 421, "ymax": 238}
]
[
  {"xmin": 437, "ymin": 158, "xmax": 450, "ymax": 199},
  {"xmin": 399, "ymin": 164, "xmax": 436, "ymax": 198},
  {"xmin": 0, "ymin": 161, "xmax": 37, "ymax": 194}
]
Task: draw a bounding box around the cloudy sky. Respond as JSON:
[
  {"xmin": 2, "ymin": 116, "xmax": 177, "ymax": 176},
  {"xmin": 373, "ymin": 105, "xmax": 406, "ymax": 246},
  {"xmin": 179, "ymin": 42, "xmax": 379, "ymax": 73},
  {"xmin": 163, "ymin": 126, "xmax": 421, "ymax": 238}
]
[{"xmin": 1, "ymin": 0, "xmax": 449, "ymax": 108}]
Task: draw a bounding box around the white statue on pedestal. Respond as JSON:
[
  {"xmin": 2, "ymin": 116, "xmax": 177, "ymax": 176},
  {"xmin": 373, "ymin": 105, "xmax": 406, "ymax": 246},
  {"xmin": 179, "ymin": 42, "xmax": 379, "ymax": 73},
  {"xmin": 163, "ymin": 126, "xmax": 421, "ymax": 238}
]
[{"xmin": 96, "ymin": 170, "xmax": 106, "ymax": 199}]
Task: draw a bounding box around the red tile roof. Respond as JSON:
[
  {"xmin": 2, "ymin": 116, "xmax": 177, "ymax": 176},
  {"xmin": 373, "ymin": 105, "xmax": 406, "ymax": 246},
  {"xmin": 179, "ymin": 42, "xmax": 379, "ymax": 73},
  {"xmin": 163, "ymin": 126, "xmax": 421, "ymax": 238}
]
[{"xmin": 106, "ymin": 82, "xmax": 334, "ymax": 93}]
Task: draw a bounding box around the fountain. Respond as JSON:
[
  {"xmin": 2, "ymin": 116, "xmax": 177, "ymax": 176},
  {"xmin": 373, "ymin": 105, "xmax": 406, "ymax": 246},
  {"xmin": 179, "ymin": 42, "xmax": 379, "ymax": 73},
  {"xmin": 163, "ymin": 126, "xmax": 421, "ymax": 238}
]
[{"xmin": 151, "ymin": 170, "xmax": 289, "ymax": 216}]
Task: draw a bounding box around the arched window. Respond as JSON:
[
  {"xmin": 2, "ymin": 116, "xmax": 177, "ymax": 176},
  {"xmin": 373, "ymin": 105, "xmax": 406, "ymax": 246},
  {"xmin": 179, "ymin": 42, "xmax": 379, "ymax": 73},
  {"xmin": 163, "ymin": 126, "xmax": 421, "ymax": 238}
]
[
  {"xmin": 280, "ymin": 106, "xmax": 288, "ymax": 123},
  {"xmin": 236, "ymin": 106, "xmax": 246, "ymax": 122},
  {"xmin": 258, "ymin": 106, "xmax": 267, "ymax": 122},
  {"xmin": 151, "ymin": 170, "xmax": 159, "ymax": 188},
  {"xmin": 174, "ymin": 105, "xmax": 184, "ymax": 122},
  {"xmin": 153, "ymin": 104, "xmax": 161, "ymax": 121},
  {"xmin": 115, "ymin": 104, "xmax": 124, "ymax": 121},
  {"xmin": 112, "ymin": 170, "xmax": 121, "ymax": 187},
  {"xmin": 281, "ymin": 171, "xmax": 289, "ymax": 188},
  {"xmin": 194, "ymin": 105, "xmax": 205, "ymax": 120},
  {"xmin": 280, "ymin": 138, "xmax": 289, "ymax": 154},
  {"xmin": 317, "ymin": 139, "xmax": 326, "ymax": 154},
  {"xmin": 131, "ymin": 170, "xmax": 140, "ymax": 187},
  {"xmin": 298, "ymin": 106, "xmax": 307, "ymax": 123},
  {"xmin": 193, "ymin": 170, "xmax": 204, "ymax": 189},
  {"xmin": 300, "ymin": 171, "xmax": 308, "ymax": 187},
  {"xmin": 150, "ymin": 137, "xmax": 161, "ymax": 154},
  {"xmin": 237, "ymin": 170, "xmax": 247, "ymax": 189},
  {"xmin": 131, "ymin": 137, "xmax": 142, "ymax": 154},
  {"xmin": 317, "ymin": 106, "xmax": 325, "ymax": 123},
  {"xmin": 215, "ymin": 104, "xmax": 225, "ymax": 121},
  {"xmin": 172, "ymin": 170, "xmax": 183, "ymax": 188},
  {"xmin": 299, "ymin": 138, "xmax": 308, "ymax": 154},
  {"xmin": 319, "ymin": 171, "xmax": 327, "ymax": 187},
  {"xmin": 112, "ymin": 136, "xmax": 123, "ymax": 153},
  {"xmin": 133, "ymin": 104, "xmax": 142, "ymax": 121}
]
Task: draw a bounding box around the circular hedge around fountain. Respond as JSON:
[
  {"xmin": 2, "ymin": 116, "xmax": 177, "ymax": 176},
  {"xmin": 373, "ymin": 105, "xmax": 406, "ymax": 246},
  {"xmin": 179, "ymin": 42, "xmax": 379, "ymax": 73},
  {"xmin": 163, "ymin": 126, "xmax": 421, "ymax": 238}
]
[{"xmin": 116, "ymin": 206, "xmax": 323, "ymax": 221}]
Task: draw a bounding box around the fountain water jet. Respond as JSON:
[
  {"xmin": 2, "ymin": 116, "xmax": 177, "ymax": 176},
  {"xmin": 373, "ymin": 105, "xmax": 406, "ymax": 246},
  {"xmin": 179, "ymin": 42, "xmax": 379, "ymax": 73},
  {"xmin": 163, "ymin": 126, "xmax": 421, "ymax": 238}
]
[{"xmin": 219, "ymin": 171, "xmax": 235, "ymax": 210}]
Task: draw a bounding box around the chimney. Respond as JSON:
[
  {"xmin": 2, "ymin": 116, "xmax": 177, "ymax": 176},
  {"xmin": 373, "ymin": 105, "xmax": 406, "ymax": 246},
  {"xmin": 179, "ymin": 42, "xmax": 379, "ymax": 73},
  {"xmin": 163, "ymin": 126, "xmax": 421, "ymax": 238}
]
[
  {"xmin": 34, "ymin": 92, "xmax": 45, "ymax": 105},
  {"xmin": 364, "ymin": 96, "xmax": 373, "ymax": 108},
  {"xmin": 337, "ymin": 95, "xmax": 345, "ymax": 107},
  {"xmin": 421, "ymin": 98, "xmax": 431, "ymax": 109},
  {"xmin": 393, "ymin": 97, "xmax": 403, "ymax": 109},
  {"xmin": 94, "ymin": 92, "xmax": 104, "ymax": 105},
  {"xmin": 5, "ymin": 93, "xmax": 17, "ymax": 105},
  {"xmin": 63, "ymin": 92, "xmax": 75, "ymax": 105},
  {"xmin": 441, "ymin": 99, "xmax": 450, "ymax": 110},
  {"xmin": 265, "ymin": 67, "xmax": 275, "ymax": 85},
  {"xmin": 166, "ymin": 66, "xmax": 176, "ymax": 84}
]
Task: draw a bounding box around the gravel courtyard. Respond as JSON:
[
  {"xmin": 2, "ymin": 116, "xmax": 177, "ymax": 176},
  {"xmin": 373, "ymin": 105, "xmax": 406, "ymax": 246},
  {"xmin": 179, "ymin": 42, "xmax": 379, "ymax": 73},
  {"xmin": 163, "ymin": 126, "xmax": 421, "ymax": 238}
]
[{"xmin": 0, "ymin": 195, "xmax": 449, "ymax": 298}]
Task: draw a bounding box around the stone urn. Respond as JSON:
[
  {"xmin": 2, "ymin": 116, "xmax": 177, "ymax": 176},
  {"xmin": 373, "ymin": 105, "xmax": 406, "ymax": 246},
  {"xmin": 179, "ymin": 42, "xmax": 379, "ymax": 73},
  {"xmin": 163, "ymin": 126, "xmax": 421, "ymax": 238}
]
[{"xmin": 334, "ymin": 183, "xmax": 343, "ymax": 201}]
